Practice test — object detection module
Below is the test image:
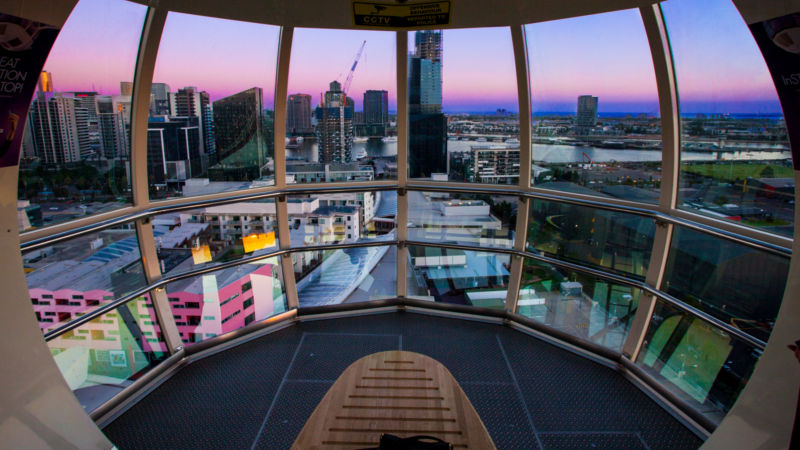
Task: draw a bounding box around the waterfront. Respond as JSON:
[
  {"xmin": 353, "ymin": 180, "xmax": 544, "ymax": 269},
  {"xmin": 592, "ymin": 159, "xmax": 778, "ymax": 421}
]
[{"xmin": 287, "ymin": 138, "xmax": 791, "ymax": 164}]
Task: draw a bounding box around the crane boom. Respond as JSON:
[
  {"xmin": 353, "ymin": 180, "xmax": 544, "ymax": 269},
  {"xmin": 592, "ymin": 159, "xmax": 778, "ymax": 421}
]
[{"xmin": 342, "ymin": 40, "xmax": 366, "ymax": 94}]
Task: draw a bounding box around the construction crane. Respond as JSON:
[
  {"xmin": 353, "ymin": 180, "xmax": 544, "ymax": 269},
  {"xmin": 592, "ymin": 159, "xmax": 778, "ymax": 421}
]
[{"xmin": 341, "ymin": 40, "xmax": 366, "ymax": 95}]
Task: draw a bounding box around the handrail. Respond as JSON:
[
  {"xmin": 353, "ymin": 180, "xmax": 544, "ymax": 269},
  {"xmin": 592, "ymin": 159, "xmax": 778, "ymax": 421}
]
[
  {"xmin": 43, "ymin": 237, "xmax": 765, "ymax": 350},
  {"xmin": 21, "ymin": 184, "xmax": 792, "ymax": 257}
]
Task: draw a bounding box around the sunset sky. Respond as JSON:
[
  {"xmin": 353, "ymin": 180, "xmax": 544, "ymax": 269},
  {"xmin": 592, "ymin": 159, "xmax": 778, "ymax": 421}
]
[{"xmin": 42, "ymin": 0, "xmax": 783, "ymax": 115}]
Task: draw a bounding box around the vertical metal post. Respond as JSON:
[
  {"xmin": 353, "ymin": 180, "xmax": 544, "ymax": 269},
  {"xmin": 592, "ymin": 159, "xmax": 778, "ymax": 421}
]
[
  {"xmin": 129, "ymin": 8, "xmax": 183, "ymax": 352},
  {"xmin": 622, "ymin": 4, "xmax": 682, "ymax": 361},
  {"xmin": 273, "ymin": 26, "xmax": 293, "ymax": 190},
  {"xmin": 396, "ymin": 31, "xmax": 409, "ymax": 298},
  {"xmin": 504, "ymin": 25, "xmax": 532, "ymax": 313},
  {"xmin": 277, "ymin": 197, "xmax": 299, "ymax": 309}
]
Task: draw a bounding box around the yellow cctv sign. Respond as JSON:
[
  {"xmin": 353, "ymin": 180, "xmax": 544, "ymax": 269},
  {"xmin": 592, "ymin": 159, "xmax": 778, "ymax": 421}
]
[{"xmin": 353, "ymin": 1, "xmax": 451, "ymax": 28}]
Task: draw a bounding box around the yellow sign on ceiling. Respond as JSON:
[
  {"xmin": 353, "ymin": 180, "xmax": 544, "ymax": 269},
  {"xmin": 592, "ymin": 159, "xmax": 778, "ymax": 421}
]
[{"xmin": 352, "ymin": 0, "xmax": 451, "ymax": 29}]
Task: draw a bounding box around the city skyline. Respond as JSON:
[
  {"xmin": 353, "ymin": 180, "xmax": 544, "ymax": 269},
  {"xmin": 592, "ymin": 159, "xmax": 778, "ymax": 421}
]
[{"xmin": 42, "ymin": 0, "xmax": 784, "ymax": 115}]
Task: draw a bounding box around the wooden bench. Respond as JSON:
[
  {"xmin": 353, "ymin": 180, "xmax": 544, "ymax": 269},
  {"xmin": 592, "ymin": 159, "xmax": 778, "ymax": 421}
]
[{"xmin": 292, "ymin": 350, "xmax": 496, "ymax": 449}]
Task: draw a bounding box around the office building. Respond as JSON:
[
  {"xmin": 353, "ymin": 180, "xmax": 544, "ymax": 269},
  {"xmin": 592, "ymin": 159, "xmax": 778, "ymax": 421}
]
[
  {"xmin": 147, "ymin": 116, "xmax": 202, "ymax": 184},
  {"xmin": 577, "ymin": 95, "xmax": 598, "ymax": 133},
  {"xmin": 211, "ymin": 87, "xmax": 266, "ymax": 181},
  {"xmin": 119, "ymin": 81, "xmax": 133, "ymax": 96},
  {"xmin": 287, "ymin": 93, "xmax": 312, "ymax": 134},
  {"xmin": 150, "ymin": 83, "xmax": 171, "ymax": 116},
  {"xmin": 409, "ymin": 30, "xmax": 446, "ymax": 177},
  {"xmin": 363, "ymin": 90, "xmax": 388, "ymax": 136}
]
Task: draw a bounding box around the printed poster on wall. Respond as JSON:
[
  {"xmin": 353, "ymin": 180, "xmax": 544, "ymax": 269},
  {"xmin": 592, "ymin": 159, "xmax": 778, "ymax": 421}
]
[
  {"xmin": 0, "ymin": 14, "xmax": 60, "ymax": 168},
  {"xmin": 749, "ymin": 13, "xmax": 800, "ymax": 170}
]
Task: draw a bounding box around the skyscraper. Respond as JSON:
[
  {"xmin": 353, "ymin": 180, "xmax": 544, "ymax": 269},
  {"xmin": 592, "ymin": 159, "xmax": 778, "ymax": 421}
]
[
  {"xmin": 28, "ymin": 92, "xmax": 83, "ymax": 164},
  {"xmin": 147, "ymin": 116, "xmax": 202, "ymax": 184},
  {"xmin": 171, "ymin": 86, "xmax": 215, "ymax": 170},
  {"xmin": 150, "ymin": 83, "xmax": 171, "ymax": 116},
  {"xmin": 97, "ymin": 95, "xmax": 129, "ymax": 159},
  {"xmin": 577, "ymin": 95, "xmax": 598, "ymax": 134},
  {"xmin": 211, "ymin": 87, "xmax": 266, "ymax": 181},
  {"xmin": 38, "ymin": 71, "xmax": 53, "ymax": 92},
  {"xmin": 287, "ymin": 94, "xmax": 312, "ymax": 135},
  {"xmin": 409, "ymin": 30, "xmax": 446, "ymax": 178},
  {"xmin": 363, "ymin": 90, "xmax": 388, "ymax": 136},
  {"xmin": 316, "ymin": 81, "xmax": 353, "ymax": 164}
]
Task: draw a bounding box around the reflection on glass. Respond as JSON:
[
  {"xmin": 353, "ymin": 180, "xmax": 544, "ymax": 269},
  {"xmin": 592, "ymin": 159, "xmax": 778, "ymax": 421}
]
[
  {"xmin": 296, "ymin": 245, "xmax": 396, "ymax": 307},
  {"xmin": 148, "ymin": 12, "xmax": 279, "ymax": 199},
  {"xmin": 408, "ymin": 28, "xmax": 519, "ymax": 182},
  {"xmin": 165, "ymin": 258, "xmax": 286, "ymax": 345},
  {"xmin": 25, "ymin": 224, "xmax": 146, "ymax": 333},
  {"xmin": 287, "ymin": 192, "xmax": 396, "ymax": 247},
  {"xmin": 407, "ymin": 191, "xmax": 515, "ymax": 249},
  {"xmin": 637, "ymin": 301, "xmax": 760, "ymax": 423},
  {"xmin": 406, "ymin": 245, "xmax": 510, "ymax": 309},
  {"xmin": 662, "ymin": 0, "xmax": 794, "ymax": 236},
  {"xmin": 153, "ymin": 199, "xmax": 278, "ymax": 277},
  {"xmin": 287, "ymin": 29, "xmax": 397, "ymax": 184},
  {"xmin": 525, "ymin": 9, "xmax": 661, "ymax": 202},
  {"xmin": 18, "ymin": 0, "xmax": 147, "ymax": 231},
  {"xmin": 519, "ymin": 259, "xmax": 639, "ymax": 351},
  {"xmin": 47, "ymin": 296, "xmax": 168, "ymax": 412},
  {"xmin": 528, "ymin": 200, "xmax": 655, "ymax": 278},
  {"xmin": 663, "ymin": 227, "xmax": 789, "ymax": 342}
]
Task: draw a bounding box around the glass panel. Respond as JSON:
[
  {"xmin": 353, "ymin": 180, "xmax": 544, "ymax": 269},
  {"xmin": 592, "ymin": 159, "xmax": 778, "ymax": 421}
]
[
  {"xmin": 637, "ymin": 300, "xmax": 761, "ymax": 424},
  {"xmin": 406, "ymin": 245, "xmax": 511, "ymax": 309},
  {"xmin": 24, "ymin": 223, "xmax": 146, "ymax": 334},
  {"xmin": 287, "ymin": 29, "xmax": 397, "ymax": 183},
  {"xmin": 148, "ymin": 12, "xmax": 279, "ymax": 199},
  {"xmin": 662, "ymin": 0, "xmax": 794, "ymax": 236},
  {"xmin": 165, "ymin": 258, "xmax": 286, "ymax": 345},
  {"xmin": 407, "ymin": 191, "xmax": 515, "ymax": 249},
  {"xmin": 527, "ymin": 200, "xmax": 655, "ymax": 278},
  {"xmin": 663, "ymin": 227, "xmax": 789, "ymax": 342},
  {"xmin": 408, "ymin": 28, "xmax": 520, "ymax": 182},
  {"xmin": 296, "ymin": 245, "xmax": 396, "ymax": 306},
  {"xmin": 287, "ymin": 192, "xmax": 395, "ymax": 246},
  {"xmin": 18, "ymin": 0, "xmax": 147, "ymax": 231},
  {"xmin": 153, "ymin": 199, "xmax": 279, "ymax": 277},
  {"xmin": 526, "ymin": 9, "xmax": 662, "ymax": 202},
  {"xmin": 519, "ymin": 259, "xmax": 640, "ymax": 352},
  {"xmin": 47, "ymin": 295, "xmax": 168, "ymax": 412}
]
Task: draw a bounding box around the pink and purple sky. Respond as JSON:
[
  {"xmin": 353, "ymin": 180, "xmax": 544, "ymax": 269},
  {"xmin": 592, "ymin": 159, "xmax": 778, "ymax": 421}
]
[{"xmin": 42, "ymin": 0, "xmax": 783, "ymax": 115}]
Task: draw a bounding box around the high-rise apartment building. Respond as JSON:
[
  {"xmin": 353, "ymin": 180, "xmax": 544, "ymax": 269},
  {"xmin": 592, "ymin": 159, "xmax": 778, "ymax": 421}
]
[
  {"xmin": 211, "ymin": 87, "xmax": 266, "ymax": 181},
  {"xmin": 120, "ymin": 81, "xmax": 133, "ymax": 96},
  {"xmin": 287, "ymin": 94, "xmax": 312, "ymax": 135},
  {"xmin": 28, "ymin": 92, "xmax": 84, "ymax": 164},
  {"xmin": 171, "ymin": 86, "xmax": 215, "ymax": 170},
  {"xmin": 409, "ymin": 30, "xmax": 446, "ymax": 178},
  {"xmin": 316, "ymin": 81, "xmax": 353, "ymax": 164},
  {"xmin": 577, "ymin": 95, "xmax": 598, "ymax": 134},
  {"xmin": 97, "ymin": 95, "xmax": 129, "ymax": 159}
]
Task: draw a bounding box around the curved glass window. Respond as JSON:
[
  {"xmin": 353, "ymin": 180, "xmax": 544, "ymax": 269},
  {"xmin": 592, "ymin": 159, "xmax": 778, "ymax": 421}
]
[
  {"xmin": 408, "ymin": 28, "xmax": 519, "ymax": 182},
  {"xmin": 149, "ymin": 13, "xmax": 279, "ymax": 200},
  {"xmin": 153, "ymin": 199, "xmax": 279, "ymax": 277},
  {"xmin": 24, "ymin": 223, "xmax": 146, "ymax": 334},
  {"xmin": 295, "ymin": 245, "xmax": 396, "ymax": 307},
  {"xmin": 165, "ymin": 258, "xmax": 286, "ymax": 345},
  {"xmin": 662, "ymin": 227, "xmax": 789, "ymax": 342},
  {"xmin": 406, "ymin": 245, "xmax": 511, "ymax": 309},
  {"xmin": 519, "ymin": 259, "xmax": 640, "ymax": 352},
  {"xmin": 662, "ymin": 0, "xmax": 794, "ymax": 236},
  {"xmin": 637, "ymin": 300, "xmax": 760, "ymax": 424},
  {"xmin": 287, "ymin": 29, "xmax": 396, "ymax": 183},
  {"xmin": 407, "ymin": 191, "xmax": 516, "ymax": 249},
  {"xmin": 527, "ymin": 200, "xmax": 655, "ymax": 278},
  {"xmin": 18, "ymin": 0, "xmax": 147, "ymax": 230},
  {"xmin": 526, "ymin": 9, "xmax": 661, "ymax": 202},
  {"xmin": 47, "ymin": 295, "xmax": 168, "ymax": 412}
]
